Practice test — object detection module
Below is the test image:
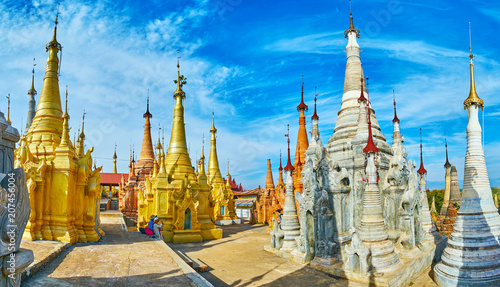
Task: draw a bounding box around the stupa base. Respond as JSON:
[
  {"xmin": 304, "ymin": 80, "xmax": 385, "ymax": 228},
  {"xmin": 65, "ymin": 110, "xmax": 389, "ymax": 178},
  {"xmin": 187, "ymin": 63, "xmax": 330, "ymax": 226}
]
[{"xmin": 215, "ymin": 218, "xmax": 241, "ymax": 225}]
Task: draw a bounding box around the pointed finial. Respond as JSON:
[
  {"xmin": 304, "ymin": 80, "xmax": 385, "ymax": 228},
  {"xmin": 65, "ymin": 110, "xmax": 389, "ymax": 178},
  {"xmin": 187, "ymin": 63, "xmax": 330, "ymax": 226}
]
[
  {"xmin": 464, "ymin": 22, "xmax": 484, "ymax": 109},
  {"xmin": 392, "ymin": 89, "xmax": 400, "ymax": 123},
  {"xmin": 279, "ymin": 149, "xmax": 283, "ymax": 171},
  {"xmin": 284, "ymin": 124, "xmax": 294, "ymax": 171},
  {"xmin": 357, "ymin": 77, "xmax": 367, "ymax": 103},
  {"xmin": 28, "ymin": 58, "xmax": 37, "ymax": 96},
  {"xmin": 363, "ymin": 87, "xmax": 378, "ymax": 154},
  {"xmin": 173, "ymin": 51, "xmax": 186, "ymax": 98},
  {"xmin": 211, "ymin": 109, "xmax": 217, "ymax": 134},
  {"xmin": 132, "ymin": 145, "xmax": 135, "ymax": 163},
  {"xmin": 418, "ymin": 128, "xmax": 427, "ymax": 174},
  {"xmin": 113, "ymin": 142, "xmax": 117, "ymax": 159},
  {"xmin": 297, "ymin": 75, "xmax": 308, "ymax": 111},
  {"xmin": 201, "ymin": 133, "xmax": 205, "ymax": 158},
  {"xmin": 311, "ymin": 86, "xmax": 319, "ymax": 120},
  {"xmin": 227, "ymin": 159, "xmax": 230, "ymax": 176},
  {"xmin": 444, "ymin": 137, "xmax": 451, "ymax": 168},
  {"xmin": 469, "ymin": 22, "xmax": 472, "ymax": 56},
  {"xmin": 6, "ymin": 94, "xmax": 11, "ymax": 124},
  {"xmin": 344, "ymin": 1, "xmax": 360, "ymax": 38},
  {"xmin": 47, "ymin": 3, "xmax": 62, "ymax": 51},
  {"xmin": 143, "ymin": 89, "xmax": 152, "ymax": 118},
  {"xmin": 162, "ymin": 125, "xmax": 165, "ymax": 150},
  {"xmin": 79, "ymin": 109, "xmax": 86, "ymax": 139},
  {"xmin": 63, "ymin": 85, "xmax": 69, "ymax": 118},
  {"xmin": 177, "ymin": 49, "xmax": 181, "ymax": 69}
]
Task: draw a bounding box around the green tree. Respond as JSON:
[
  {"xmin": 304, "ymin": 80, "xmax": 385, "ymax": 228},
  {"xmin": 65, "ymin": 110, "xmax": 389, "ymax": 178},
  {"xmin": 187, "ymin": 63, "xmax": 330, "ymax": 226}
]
[{"xmin": 174, "ymin": 75, "xmax": 187, "ymax": 88}]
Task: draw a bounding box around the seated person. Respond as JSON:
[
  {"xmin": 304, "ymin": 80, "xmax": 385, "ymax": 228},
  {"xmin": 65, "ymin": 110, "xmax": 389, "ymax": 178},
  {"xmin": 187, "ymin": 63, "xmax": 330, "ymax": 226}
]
[
  {"xmin": 145, "ymin": 214, "xmax": 155, "ymax": 236},
  {"xmin": 153, "ymin": 217, "xmax": 163, "ymax": 240}
]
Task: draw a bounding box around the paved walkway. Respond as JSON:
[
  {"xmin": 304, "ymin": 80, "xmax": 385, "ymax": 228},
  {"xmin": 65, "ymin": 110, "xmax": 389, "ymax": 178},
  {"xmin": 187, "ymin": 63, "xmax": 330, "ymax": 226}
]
[
  {"xmin": 22, "ymin": 214, "xmax": 195, "ymax": 287},
  {"xmin": 171, "ymin": 224, "xmax": 364, "ymax": 287}
]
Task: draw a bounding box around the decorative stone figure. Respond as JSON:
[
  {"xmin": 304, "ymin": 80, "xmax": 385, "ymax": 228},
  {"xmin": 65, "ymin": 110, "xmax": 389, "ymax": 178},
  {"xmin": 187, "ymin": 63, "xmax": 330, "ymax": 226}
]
[{"xmin": 270, "ymin": 218, "xmax": 284, "ymax": 249}]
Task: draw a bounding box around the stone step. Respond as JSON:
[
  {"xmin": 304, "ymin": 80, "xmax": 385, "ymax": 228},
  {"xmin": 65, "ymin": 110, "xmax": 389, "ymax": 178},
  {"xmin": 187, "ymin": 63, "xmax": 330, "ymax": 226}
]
[{"xmin": 176, "ymin": 251, "xmax": 208, "ymax": 272}]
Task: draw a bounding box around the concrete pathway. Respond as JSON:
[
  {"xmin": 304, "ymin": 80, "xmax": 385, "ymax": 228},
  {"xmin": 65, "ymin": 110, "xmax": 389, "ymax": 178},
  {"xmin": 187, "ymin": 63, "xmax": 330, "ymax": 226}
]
[
  {"xmin": 171, "ymin": 224, "xmax": 365, "ymax": 287},
  {"xmin": 22, "ymin": 213, "xmax": 195, "ymax": 287}
]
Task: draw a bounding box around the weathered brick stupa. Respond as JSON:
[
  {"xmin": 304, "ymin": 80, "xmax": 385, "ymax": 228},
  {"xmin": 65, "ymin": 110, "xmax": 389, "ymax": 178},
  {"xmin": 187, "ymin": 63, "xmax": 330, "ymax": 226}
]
[
  {"xmin": 15, "ymin": 16, "xmax": 103, "ymax": 244},
  {"xmin": 434, "ymin": 42, "xmax": 500, "ymax": 286},
  {"xmin": 269, "ymin": 10, "xmax": 446, "ymax": 286},
  {"xmin": 207, "ymin": 113, "xmax": 239, "ymax": 225},
  {"xmin": 255, "ymin": 159, "xmax": 275, "ymax": 225},
  {"xmin": 120, "ymin": 97, "xmax": 155, "ymax": 221},
  {"xmin": 137, "ymin": 61, "xmax": 222, "ymax": 243},
  {"xmin": 436, "ymin": 140, "xmax": 461, "ymax": 235}
]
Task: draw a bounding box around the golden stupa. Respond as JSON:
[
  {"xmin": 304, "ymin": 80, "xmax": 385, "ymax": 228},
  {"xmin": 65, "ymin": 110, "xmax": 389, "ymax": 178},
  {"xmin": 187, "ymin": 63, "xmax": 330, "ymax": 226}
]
[
  {"xmin": 137, "ymin": 61, "xmax": 222, "ymax": 243},
  {"xmin": 15, "ymin": 16, "xmax": 103, "ymax": 244},
  {"xmin": 207, "ymin": 112, "xmax": 238, "ymax": 224}
]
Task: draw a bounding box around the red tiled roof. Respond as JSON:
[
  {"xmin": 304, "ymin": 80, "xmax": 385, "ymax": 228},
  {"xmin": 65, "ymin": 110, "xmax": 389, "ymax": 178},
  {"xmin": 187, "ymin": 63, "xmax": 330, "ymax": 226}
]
[
  {"xmin": 234, "ymin": 198, "xmax": 256, "ymax": 206},
  {"xmin": 101, "ymin": 173, "xmax": 129, "ymax": 185},
  {"xmin": 223, "ymin": 176, "xmax": 244, "ymax": 192}
]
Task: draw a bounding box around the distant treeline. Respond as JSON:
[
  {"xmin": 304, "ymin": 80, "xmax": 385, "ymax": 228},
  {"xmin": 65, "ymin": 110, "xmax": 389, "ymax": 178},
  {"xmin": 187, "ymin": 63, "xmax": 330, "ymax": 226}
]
[{"xmin": 426, "ymin": 187, "xmax": 500, "ymax": 212}]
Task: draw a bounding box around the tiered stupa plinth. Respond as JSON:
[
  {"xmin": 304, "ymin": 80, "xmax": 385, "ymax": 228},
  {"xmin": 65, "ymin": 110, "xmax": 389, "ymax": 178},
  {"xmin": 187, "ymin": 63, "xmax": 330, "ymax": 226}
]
[{"xmin": 434, "ymin": 50, "xmax": 500, "ymax": 286}]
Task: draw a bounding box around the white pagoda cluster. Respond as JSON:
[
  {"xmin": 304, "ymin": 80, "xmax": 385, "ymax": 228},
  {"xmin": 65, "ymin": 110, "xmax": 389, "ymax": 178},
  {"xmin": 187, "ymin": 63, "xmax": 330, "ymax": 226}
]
[{"xmin": 268, "ymin": 13, "xmax": 447, "ymax": 286}]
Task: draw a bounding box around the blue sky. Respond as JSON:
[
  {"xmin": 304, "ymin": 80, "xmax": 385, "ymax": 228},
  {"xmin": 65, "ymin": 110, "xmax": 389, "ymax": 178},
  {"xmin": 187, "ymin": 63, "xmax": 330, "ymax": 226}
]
[{"xmin": 1, "ymin": 0, "xmax": 500, "ymax": 189}]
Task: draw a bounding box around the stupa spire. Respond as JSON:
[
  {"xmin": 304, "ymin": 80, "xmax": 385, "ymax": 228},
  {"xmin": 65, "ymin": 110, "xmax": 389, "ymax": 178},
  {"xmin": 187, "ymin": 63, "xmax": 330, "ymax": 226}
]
[
  {"xmin": 284, "ymin": 125, "xmax": 294, "ymax": 171},
  {"xmin": 26, "ymin": 58, "xmax": 37, "ymax": 132},
  {"xmin": 444, "ymin": 138, "xmax": 451, "ymax": 168},
  {"xmin": 464, "ymin": 23, "xmax": 483, "ymax": 110},
  {"xmin": 113, "ymin": 143, "xmax": 118, "ymax": 174},
  {"xmin": 392, "ymin": 90, "xmax": 399, "ymax": 123},
  {"xmin": 297, "ymin": 76, "xmax": 308, "ymax": 112},
  {"xmin": 58, "ymin": 86, "xmax": 71, "ymax": 148},
  {"xmin": 363, "ymin": 95, "xmax": 378, "ymax": 154},
  {"xmin": 165, "ymin": 58, "xmax": 194, "ymax": 177},
  {"xmin": 357, "ymin": 78, "xmax": 367, "ymax": 103},
  {"xmin": 391, "ymin": 89, "xmax": 402, "ymax": 146},
  {"xmin": 417, "ymin": 128, "xmax": 427, "ymax": 174},
  {"xmin": 6, "ymin": 94, "xmax": 11, "ymax": 124},
  {"xmin": 311, "ymin": 86, "xmax": 319, "ymax": 120},
  {"xmin": 77, "ymin": 110, "xmax": 86, "ymax": 156},
  {"xmin": 29, "ymin": 6, "xmax": 63, "ymax": 145},
  {"xmin": 208, "ymin": 109, "xmax": 223, "ymax": 183},
  {"xmin": 136, "ymin": 92, "xmax": 155, "ymax": 170},
  {"xmin": 294, "ymin": 76, "xmax": 308, "ymax": 189},
  {"xmin": 344, "ymin": 1, "xmax": 360, "ymax": 39},
  {"xmin": 198, "ymin": 136, "xmax": 206, "ymax": 179},
  {"xmin": 277, "ymin": 150, "xmax": 284, "ymax": 187}
]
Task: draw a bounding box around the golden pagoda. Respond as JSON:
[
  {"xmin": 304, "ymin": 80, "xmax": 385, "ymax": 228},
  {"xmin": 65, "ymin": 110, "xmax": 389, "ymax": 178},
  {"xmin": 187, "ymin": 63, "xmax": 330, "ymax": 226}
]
[
  {"xmin": 137, "ymin": 61, "xmax": 222, "ymax": 243},
  {"xmin": 207, "ymin": 112, "xmax": 239, "ymax": 224},
  {"xmin": 15, "ymin": 16, "xmax": 103, "ymax": 244}
]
